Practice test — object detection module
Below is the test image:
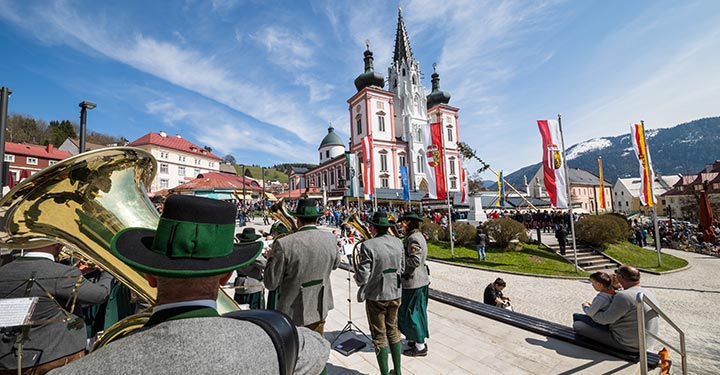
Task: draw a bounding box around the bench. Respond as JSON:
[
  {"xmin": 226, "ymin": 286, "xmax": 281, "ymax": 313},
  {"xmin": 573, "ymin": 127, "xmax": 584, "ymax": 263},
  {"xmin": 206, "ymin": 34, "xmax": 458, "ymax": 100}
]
[{"xmin": 429, "ymin": 288, "xmax": 660, "ymax": 369}]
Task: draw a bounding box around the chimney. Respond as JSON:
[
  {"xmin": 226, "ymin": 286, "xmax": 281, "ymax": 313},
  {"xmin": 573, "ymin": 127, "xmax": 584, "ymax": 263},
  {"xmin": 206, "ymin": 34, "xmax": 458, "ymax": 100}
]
[
  {"xmin": 159, "ymin": 131, "xmax": 167, "ymax": 137},
  {"xmin": 46, "ymin": 144, "xmax": 54, "ymax": 153}
]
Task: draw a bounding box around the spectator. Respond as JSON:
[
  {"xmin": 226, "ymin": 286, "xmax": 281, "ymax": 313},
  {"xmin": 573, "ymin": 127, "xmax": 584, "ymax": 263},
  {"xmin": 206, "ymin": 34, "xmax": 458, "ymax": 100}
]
[
  {"xmin": 572, "ymin": 265, "xmax": 659, "ymax": 353},
  {"xmin": 572, "ymin": 272, "xmax": 616, "ymax": 328},
  {"xmin": 483, "ymin": 278, "xmax": 511, "ymax": 309},
  {"xmin": 555, "ymin": 225, "xmax": 568, "ymax": 255},
  {"xmin": 475, "ymin": 227, "xmax": 487, "ymax": 261}
]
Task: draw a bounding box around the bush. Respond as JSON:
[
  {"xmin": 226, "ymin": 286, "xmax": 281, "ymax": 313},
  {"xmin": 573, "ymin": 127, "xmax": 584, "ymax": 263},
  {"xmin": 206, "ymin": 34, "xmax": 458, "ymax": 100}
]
[
  {"xmin": 483, "ymin": 218, "xmax": 528, "ymax": 249},
  {"xmin": 420, "ymin": 218, "xmax": 441, "ymax": 241},
  {"xmin": 575, "ymin": 214, "xmax": 629, "ymax": 248},
  {"xmin": 452, "ymin": 222, "xmax": 477, "ymax": 246},
  {"xmin": 602, "ymin": 213, "xmax": 632, "ymax": 240}
]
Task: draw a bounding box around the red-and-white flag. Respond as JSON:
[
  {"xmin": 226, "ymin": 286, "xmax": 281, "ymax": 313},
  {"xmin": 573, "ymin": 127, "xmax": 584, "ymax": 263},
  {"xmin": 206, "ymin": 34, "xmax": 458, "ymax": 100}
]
[
  {"xmin": 361, "ymin": 136, "xmax": 375, "ymax": 200},
  {"xmin": 537, "ymin": 119, "xmax": 568, "ymax": 208},
  {"xmin": 423, "ymin": 122, "xmax": 447, "ymax": 199},
  {"xmin": 631, "ymin": 123, "xmax": 656, "ymax": 207},
  {"xmin": 460, "ymin": 168, "xmax": 468, "ymax": 204}
]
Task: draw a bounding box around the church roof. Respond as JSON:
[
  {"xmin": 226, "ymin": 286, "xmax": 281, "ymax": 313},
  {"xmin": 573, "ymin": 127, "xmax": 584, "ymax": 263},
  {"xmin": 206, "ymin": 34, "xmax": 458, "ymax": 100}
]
[
  {"xmin": 426, "ymin": 65, "xmax": 451, "ymax": 109},
  {"xmin": 319, "ymin": 126, "xmax": 344, "ymax": 148},
  {"xmin": 354, "ymin": 45, "xmax": 385, "ymax": 92},
  {"xmin": 392, "ymin": 6, "xmax": 414, "ymax": 64}
]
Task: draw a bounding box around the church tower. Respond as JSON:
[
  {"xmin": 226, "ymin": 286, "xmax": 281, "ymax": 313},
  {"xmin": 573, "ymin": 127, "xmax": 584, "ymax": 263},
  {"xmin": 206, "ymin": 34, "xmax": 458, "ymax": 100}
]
[{"xmin": 388, "ymin": 7, "xmax": 429, "ymax": 190}]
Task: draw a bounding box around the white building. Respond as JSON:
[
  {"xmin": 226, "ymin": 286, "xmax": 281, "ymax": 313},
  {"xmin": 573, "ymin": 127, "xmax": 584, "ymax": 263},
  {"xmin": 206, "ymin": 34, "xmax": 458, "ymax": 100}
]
[
  {"xmin": 293, "ymin": 8, "xmax": 463, "ymax": 202},
  {"xmin": 612, "ymin": 175, "xmax": 680, "ymax": 215},
  {"xmin": 127, "ymin": 131, "xmax": 222, "ymax": 192}
]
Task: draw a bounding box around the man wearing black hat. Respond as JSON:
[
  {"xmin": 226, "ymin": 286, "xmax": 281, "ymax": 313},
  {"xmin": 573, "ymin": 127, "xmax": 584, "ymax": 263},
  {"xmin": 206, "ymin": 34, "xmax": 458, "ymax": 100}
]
[
  {"xmin": 354, "ymin": 212, "xmax": 405, "ymax": 375},
  {"xmin": 264, "ymin": 198, "xmax": 341, "ymax": 335},
  {"xmin": 233, "ymin": 228, "xmax": 267, "ymax": 310},
  {"xmin": 397, "ymin": 213, "xmax": 430, "ymax": 357},
  {"xmin": 50, "ymin": 195, "xmax": 329, "ymax": 375}
]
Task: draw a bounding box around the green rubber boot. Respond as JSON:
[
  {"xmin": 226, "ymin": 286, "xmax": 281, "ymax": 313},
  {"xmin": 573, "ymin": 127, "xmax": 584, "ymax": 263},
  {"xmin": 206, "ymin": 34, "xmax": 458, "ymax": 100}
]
[
  {"xmin": 319, "ymin": 367, "xmax": 327, "ymax": 375},
  {"xmin": 375, "ymin": 346, "xmax": 390, "ymax": 375},
  {"xmin": 390, "ymin": 341, "xmax": 403, "ymax": 375}
]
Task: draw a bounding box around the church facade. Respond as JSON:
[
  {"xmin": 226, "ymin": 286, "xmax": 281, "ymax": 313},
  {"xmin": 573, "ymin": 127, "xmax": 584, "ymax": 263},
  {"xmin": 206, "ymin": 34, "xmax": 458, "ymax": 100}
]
[{"xmin": 290, "ymin": 8, "xmax": 463, "ymax": 203}]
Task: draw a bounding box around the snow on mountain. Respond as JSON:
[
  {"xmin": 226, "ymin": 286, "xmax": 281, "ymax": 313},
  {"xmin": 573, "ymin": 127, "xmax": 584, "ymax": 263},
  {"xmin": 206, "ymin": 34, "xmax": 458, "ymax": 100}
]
[{"xmin": 565, "ymin": 138, "xmax": 612, "ymax": 160}]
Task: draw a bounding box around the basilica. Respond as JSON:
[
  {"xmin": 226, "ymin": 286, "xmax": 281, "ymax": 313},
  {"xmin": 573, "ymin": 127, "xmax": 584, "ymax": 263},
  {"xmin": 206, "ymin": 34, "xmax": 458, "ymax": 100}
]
[{"xmin": 289, "ymin": 8, "xmax": 463, "ymax": 204}]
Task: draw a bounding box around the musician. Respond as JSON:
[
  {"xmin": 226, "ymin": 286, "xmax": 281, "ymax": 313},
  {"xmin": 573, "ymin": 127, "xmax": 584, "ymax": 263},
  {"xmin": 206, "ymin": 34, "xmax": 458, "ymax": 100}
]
[
  {"xmin": 264, "ymin": 198, "xmax": 341, "ymax": 335},
  {"xmin": 233, "ymin": 228, "xmax": 266, "ymax": 309},
  {"xmin": 0, "ymin": 241, "xmax": 112, "ymax": 375},
  {"xmin": 354, "ymin": 212, "xmax": 405, "ymax": 375},
  {"xmin": 397, "ymin": 213, "xmax": 430, "ymax": 357},
  {"xmin": 49, "ymin": 195, "xmax": 329, "ymax": 375}
]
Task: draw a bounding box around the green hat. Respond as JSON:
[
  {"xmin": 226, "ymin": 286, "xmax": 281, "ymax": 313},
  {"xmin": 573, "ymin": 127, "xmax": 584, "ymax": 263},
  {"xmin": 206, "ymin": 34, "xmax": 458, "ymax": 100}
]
[
  {"xmin": 292, "ymin": 198, "xmax": 321, "ymax": 218},
  {"xmin": 369, "ymin": 212, "xmax": 395, "ymax": 227},
  {"xmin": 111, "ymin": 195, "xmax": 262, "ymax": 278},
  {"xmin": 399, "ymin": 212, "xmax": 424, "ymax": 222},
  {"xmin": 236, "ymin": 228, "xmax": 261, "ymax": 242}
]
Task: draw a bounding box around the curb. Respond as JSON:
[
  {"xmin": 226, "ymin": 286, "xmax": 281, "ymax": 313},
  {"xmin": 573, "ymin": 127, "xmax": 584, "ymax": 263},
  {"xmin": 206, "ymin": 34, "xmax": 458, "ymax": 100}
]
[{"xmin": 427, "ymin": 258, "xmax": 589, "ymax": 280}]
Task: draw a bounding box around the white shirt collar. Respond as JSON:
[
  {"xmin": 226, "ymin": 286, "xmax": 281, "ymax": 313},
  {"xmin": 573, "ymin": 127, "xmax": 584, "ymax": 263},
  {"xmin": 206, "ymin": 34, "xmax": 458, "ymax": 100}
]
[
  {"xmin": 152, "ymin": 299, "xmax": 217, "ymax": 314},
  {"xmin": 23, "ymin": 252, "xmax": 56, "ymax": 261}
]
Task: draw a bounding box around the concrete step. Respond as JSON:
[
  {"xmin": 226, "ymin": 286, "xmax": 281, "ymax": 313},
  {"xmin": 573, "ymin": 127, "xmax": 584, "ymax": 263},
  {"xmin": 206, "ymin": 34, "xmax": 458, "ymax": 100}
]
[{"xmin": 583, "ymin": 263, "xmax": 618, "ymax": 271}]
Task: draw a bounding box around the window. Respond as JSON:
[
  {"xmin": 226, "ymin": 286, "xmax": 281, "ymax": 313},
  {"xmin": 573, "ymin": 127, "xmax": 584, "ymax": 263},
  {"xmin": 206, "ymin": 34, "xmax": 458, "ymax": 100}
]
[
  {"xmin": 412, "ymin": 75, "xmax": 416, "ymax": 85},
  {"xmin": 178, "ymin": 155, "xmax": 186, "ymax": 162},
  {"xmin": 49, "ymin": 160, "xmax": 58, "ymax": 166},
  {"xmin": 160, "ymin": 179, "xmax": 169, "ymax": 188},
  {"xmin": 356, "ymin": 105, "xmax": 361, "ymax": 113},
  {"xmin": 160, "ymin": 151, "xmax": 169, "ymax": 159},
  {"xmin": 447, "ymin": 127, "xmax": 453, "ymax": 142},
  {"xmin": 399, "ymin": 154, "xmax": 406, "ymax": 167},
  {"xmin": 178, "ymin": 167, "xmax": 185, "ymax": 176},
  {"xmin": 330, "ymin": 170, "xmax": 335, "ymax": 185},
  {"xmin": 625, "ymin": 201, "xmax": 629, "ymax": 207},
  {"xmin": 26, "ymin": 157, "xmax": 38, "ymax": 165},
  {"xmin": 160, "ymin": 163, "xmax": 169, "ymax": 174},
  {"xmin": 449, "ymin": 158, "xmax": 456, "ymax": 175},
  {"xmin": 417, "ymin": 155, "xmax": 424, "ymax": 174},
  {"xmin": 380, "ymin": 154, "xmax": 388, "ymax": 172},
  {"xmin": 621, "ymin": 191, "xmax": 624, "ymax": 195},
  {"xmin": 381, "ymin": 177, "xmax": 389, "ymax": 188},
  {"xmin": 195, "ymin": 159, "xmax": 201, "ymax": 165},
  {"xmin": 319, "ymin": 152, "xmax": 323, "ymax": 161},
  {"xmin": 326, "ymin": 150, "xmax": 330, "ymax": 158},
  {"xmin": 416, "ymin": 127, "xmax": 422, "ymax": 141},
  {"xmin": 209, "ymin": 162, "xmax": 215, "ymax": 168},
  {"xmin": 356, "ymin": 116, "xmax": 362, "ymax": 135},
  {"xmin": 450, "ymin": 178, "xmax": 457, "ymax": 189},
  {"xmin": 378, "ymin": 115, "xmax": 385, "ymax": 132},
  {"xmin": 194, "ymin": 169, "xmax": 200, "ymax": 176},
  {"xmin": 4, "ymin": 154, "xmax": 14, "ymax": 162}
]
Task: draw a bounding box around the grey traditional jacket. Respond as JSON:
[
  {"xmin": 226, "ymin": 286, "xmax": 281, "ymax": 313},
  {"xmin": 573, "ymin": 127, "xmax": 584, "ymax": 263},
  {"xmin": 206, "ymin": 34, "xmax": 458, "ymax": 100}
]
[
  {"xmin": 234, "ymin": 254, "xmax": 267, "ymax": 295},
  {"xmin": 48, "ymin": 316, "xmax": 330, "ymax": 375},
  {"xmin": 0, "ymin": 256, "xmax": 111, "ymax": 369},
  {"xmin": 401, "ymin": 230, "xmax": 430, "ymax": 289},
  {"xmin": 354, "ymin": 233, "xmax": 404, "ymax": 302},
  {"xmin": 264, "ymin": 227, "xmax": 341, "ymax": 326}
]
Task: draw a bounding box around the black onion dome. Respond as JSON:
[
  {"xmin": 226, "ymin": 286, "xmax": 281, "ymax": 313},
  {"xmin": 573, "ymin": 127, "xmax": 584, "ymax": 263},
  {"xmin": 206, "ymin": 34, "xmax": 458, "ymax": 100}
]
[
  {"xmin": 426, "ymin": 68, "xmax": 451, "ymax": 109},
  {"xmin": 354, "ymin": 47, "xmax": 385, "ymax": 91}
]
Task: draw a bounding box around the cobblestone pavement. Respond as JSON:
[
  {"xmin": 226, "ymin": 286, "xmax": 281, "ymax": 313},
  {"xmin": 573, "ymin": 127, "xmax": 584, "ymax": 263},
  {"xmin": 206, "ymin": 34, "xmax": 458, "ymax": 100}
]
[{"xmin": 428, "ymin": 248, "xmax": 720, "ymax": 374}]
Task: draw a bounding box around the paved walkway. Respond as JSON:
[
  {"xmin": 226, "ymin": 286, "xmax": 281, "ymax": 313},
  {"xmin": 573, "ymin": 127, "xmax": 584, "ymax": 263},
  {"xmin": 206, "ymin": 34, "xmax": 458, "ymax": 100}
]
[{"xmin": 237, "ymin": 219, "xmax": 718, "ymax": 374}]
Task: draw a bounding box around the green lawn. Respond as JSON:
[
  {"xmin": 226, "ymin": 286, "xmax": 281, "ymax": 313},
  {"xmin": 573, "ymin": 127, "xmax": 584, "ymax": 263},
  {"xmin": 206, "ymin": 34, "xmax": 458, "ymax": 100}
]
[
  {"xmin": 602, "ymin": 242, "xmax": 688, "ymax": 272},
  {"xmin": 427, "ymin": 241, "xmax": 590, "ymax": 277}
]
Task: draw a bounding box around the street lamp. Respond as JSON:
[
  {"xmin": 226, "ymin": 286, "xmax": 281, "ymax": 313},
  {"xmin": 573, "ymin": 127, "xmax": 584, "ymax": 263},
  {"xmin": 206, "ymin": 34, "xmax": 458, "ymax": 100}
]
[
  {"xmin": 0, "ymin": 87, "xmax": 12, "ymax": 198},
  {"xmin": 78, "ymin": 101, "xmax": 96, "ymax": 153}
]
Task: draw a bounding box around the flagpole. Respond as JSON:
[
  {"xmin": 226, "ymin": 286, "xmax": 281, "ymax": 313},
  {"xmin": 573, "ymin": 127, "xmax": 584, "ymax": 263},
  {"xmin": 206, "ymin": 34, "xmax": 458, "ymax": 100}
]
[
  {"xmin": 641, "ymin": 120, "xmax": 662, "ymax": 267},
  {"xmin": 558, "ymin": 114, "xmax": 578, "ymax": 273}
]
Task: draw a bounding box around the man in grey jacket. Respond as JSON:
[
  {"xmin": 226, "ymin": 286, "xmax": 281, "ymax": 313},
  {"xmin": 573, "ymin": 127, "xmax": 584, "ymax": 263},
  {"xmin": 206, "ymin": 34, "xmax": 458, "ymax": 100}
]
[
  {"xmin": 0, "ymin": 241, "xmax": 111, "ymax": 374},
  {"xmin": 49, "ymin": 195, "xmax": 329, "ymax": 375},
  {"xmin": 264, "ymin": 198, "xmax": 341, "ymax": 335},
  {"xmin": 354, "ymin": 212, "xmax": 405, "ymax": 375},
  {"xmin": 397, "ymin": 213, "xmax": 430, "ymax": 357},
  {"xmin": 573, "ymin": 265, "xmax": 659, "ymax": 353}
]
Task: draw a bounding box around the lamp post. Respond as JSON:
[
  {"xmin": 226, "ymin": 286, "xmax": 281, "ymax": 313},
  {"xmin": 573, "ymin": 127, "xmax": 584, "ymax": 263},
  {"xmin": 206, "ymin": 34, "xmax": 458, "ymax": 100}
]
[
  {"xmin": 0, "ymin": 87, "xmax": 11, "ymax": 198},
  {"xmin": 78, "ymin": 101, "xmax": 96, "ymax": 153}
]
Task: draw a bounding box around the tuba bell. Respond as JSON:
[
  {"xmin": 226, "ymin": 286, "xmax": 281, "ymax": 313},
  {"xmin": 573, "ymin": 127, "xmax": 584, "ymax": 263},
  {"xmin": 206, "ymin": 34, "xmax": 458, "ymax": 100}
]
[
  {"xmin": 0, "ymin": 147, "xmax": 239, "ymax": 349},
  {"xmin": 267, "ymin": 197, "xmax": 298, "ymax": 235}
]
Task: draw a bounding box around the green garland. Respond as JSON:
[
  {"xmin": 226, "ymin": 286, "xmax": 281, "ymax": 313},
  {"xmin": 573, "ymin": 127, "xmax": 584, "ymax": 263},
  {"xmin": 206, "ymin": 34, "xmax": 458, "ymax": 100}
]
[{"xmin": 457, "ymin": 141, "xmax": 490, "ymax": 174}]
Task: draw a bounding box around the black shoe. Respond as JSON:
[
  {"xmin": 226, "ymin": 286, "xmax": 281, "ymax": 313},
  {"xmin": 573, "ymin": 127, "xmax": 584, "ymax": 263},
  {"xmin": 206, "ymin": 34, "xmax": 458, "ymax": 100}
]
[{"xmin": 403, "ymin": 345, "xmax": 428, "ymax": 357}]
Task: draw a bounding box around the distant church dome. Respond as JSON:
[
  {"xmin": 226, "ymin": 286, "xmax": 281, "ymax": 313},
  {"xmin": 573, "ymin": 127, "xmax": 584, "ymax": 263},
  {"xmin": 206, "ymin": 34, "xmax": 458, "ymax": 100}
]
[
  {"xmin": 426, "ymin": 65, "xmax": 451, "ymax": 109},
  {"xmin": 354, "ymin": 42, "xmax": 385, "ymax": 91},
  {"xmin": 320, "ymin": 126, "xmax": 343, "ymax": 148}
]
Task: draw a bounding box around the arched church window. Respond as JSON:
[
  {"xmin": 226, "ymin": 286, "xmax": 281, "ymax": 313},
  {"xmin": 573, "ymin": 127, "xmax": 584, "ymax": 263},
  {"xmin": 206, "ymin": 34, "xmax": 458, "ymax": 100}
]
[
  {"xmin": 412, "ymin": 75, "xmax": 416, "ymax": 85},
  {"xmin": 402, "ymin": 68, "xmax": 406, "ymax": 76}
]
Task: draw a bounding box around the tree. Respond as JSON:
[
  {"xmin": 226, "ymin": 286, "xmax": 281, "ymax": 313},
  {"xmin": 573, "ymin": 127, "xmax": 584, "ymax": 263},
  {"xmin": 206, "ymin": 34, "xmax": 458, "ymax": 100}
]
[
  {"xmin": 223, "ymin": 154, "xmax": 236, "ymax": 164},
  {"xmin": 203, "ymin": 146, "xmax": 213, "ymax": 152},
  {"xmin": 7, "ymin": 113, "xmax": 46, "ymax": 144},
  {"xmin": 46, "ymin": 120, "xmax": 76, "ymax": 147}
]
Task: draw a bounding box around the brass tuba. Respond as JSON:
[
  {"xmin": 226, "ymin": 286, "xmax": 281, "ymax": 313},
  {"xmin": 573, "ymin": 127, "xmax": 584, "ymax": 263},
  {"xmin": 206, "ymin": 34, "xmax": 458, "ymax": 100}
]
[
  {"xmin": 342, "ymin": 212, "xmax": 373, "ymax": 302},
  {"xmin": 267, "ymin": 197, "xmax": 298, "ymax": 235},
  {"xmin": 0, "ymin": 147, "xmax": 239, "ymax": 349}
]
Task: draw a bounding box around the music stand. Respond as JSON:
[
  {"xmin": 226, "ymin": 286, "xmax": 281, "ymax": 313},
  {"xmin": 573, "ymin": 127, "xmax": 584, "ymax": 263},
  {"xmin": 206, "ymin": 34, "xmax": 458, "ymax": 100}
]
[{"xmin": 331, "ymin": 261, "xmax": 370, "ymax": 356}]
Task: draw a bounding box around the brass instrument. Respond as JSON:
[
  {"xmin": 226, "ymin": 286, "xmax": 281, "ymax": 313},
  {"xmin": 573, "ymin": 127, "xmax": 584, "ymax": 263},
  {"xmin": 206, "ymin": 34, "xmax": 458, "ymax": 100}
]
[
  {"xmin": 343, "ymin": 213, "xmax": 373, "ymax": 302},
  {"xmin": 267, "ymin": 198, "xmax": 298, "ymax": 236},
  {"xmin": 0, "ymin": 147, "xmax": 239, "ymax": 350}
]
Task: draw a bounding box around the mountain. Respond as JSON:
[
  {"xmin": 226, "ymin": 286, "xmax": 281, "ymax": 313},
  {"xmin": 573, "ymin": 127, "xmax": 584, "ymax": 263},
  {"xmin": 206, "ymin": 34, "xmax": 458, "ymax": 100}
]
[{"xmin": 505, "ymin": 116, "xmax": 720, "ymax": 187}]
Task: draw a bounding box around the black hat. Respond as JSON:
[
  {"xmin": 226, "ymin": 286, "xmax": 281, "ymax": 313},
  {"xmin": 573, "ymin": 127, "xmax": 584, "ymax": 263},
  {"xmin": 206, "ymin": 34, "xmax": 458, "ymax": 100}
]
[
  {"xmin": 111, "ymin": 195, "xmax": 262, "ymax": 278},
  {"xmin": 369, "ymin": 212, "xmax": 395, "ymax": 227},
  {"xmin": 236, "ymin": 228, "xmax": 261, "ymax": 243},
  {"xmin": 399, "ymin": 212, "xmax": 424, "ymax": 222},
  {"xmin": 292, "ymin": 198, "xmax": 321, "ymax": 218}
]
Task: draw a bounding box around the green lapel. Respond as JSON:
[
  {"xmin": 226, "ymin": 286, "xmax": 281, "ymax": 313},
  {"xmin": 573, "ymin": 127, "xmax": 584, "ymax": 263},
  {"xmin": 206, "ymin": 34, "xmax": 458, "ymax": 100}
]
[
  {"xmin": 298, "ymin": 226, "xmax": 317, "ymax": 232},
  {"xmin": 144, "ymin": 306, "xmax": 219, "ymax": 328}
]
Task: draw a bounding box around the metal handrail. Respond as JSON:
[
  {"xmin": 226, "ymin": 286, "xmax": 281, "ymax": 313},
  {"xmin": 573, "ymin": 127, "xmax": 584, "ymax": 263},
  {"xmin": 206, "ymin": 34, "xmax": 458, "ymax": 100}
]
[{"xmin": 636, "ymin": 292, "xmax": 687, "ymax": 375}]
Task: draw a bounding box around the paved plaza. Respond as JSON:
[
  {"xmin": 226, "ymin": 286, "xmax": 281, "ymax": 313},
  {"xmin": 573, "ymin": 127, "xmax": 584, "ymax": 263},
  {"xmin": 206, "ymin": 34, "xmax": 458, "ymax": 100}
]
[{"xmin": 237, "ymin": 219, "xmax": 719, "ymax": 374}]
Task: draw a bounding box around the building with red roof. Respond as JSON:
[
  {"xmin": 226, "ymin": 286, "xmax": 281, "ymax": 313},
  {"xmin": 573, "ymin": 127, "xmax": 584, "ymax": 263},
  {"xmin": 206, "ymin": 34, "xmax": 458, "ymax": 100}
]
[
  {"xmin": 127, "ymin": 131, "xmax": 223, "ymax": 192},
  {"xmin": 3, "ymin": 142, "xmax": 72, "ymax": 187}
]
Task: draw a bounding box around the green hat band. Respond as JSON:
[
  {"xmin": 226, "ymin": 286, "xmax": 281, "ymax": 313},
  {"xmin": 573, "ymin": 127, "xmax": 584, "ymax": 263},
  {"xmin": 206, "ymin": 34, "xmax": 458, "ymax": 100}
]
[
  {"xmin": 152, "ymin": 218, "xmax": 235, "ymax": 259},
  {"xmin": 374, "ymin": 217, "xmax": 390, "ymax": 225},
  {"xmin": 298, "ymin": 206, "xmax": 317, "ymax": 216}
]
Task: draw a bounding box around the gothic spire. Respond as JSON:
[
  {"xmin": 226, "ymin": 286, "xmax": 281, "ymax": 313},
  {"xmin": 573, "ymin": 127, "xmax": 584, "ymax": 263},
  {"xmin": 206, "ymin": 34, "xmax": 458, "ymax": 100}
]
[{"xmin": 392, "ymin": 6, "xmax": 414, "ymax": 64}]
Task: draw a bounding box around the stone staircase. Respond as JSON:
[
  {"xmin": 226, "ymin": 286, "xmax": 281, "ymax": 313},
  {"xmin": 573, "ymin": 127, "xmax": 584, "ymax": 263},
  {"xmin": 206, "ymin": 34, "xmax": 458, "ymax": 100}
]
[{"xmin": 538, "ymin": 232, "xmax": 619, "ymax": 271}]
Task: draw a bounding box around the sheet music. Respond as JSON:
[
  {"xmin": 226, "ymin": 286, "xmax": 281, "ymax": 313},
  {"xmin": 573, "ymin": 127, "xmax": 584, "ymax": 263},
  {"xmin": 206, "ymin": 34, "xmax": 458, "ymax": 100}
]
[{"xmin": 0, "ymin": 297, "xmax": 39, "ymax": 327}]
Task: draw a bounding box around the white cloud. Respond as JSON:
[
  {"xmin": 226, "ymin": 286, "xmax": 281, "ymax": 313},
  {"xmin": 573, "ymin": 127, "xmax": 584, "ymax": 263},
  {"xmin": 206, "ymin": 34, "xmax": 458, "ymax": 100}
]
[
  {"xmin": 295, "ymin": 74, "xmax": 334, "ymax": 103},
  {"xmin": 251, "ymin": 26, "xmax": 318, "ymax": 71}
]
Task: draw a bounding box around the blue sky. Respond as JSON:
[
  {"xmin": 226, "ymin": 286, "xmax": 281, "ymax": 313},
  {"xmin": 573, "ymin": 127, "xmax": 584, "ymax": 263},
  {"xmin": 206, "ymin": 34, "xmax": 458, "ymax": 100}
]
[{"xmin": 1, "ymin": 1, "xmax": 718, "ymax": 181}]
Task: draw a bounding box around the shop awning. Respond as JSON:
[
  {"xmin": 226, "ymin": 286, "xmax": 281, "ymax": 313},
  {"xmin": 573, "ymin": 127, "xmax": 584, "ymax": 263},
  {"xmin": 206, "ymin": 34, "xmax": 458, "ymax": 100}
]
[
  {"xmin": 263, "ymin": 192, "xmax": 277, "ymax": 201},
  {"xmin": 193, "ymin": 191, "xmax": 236, "ymax": 200}
]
